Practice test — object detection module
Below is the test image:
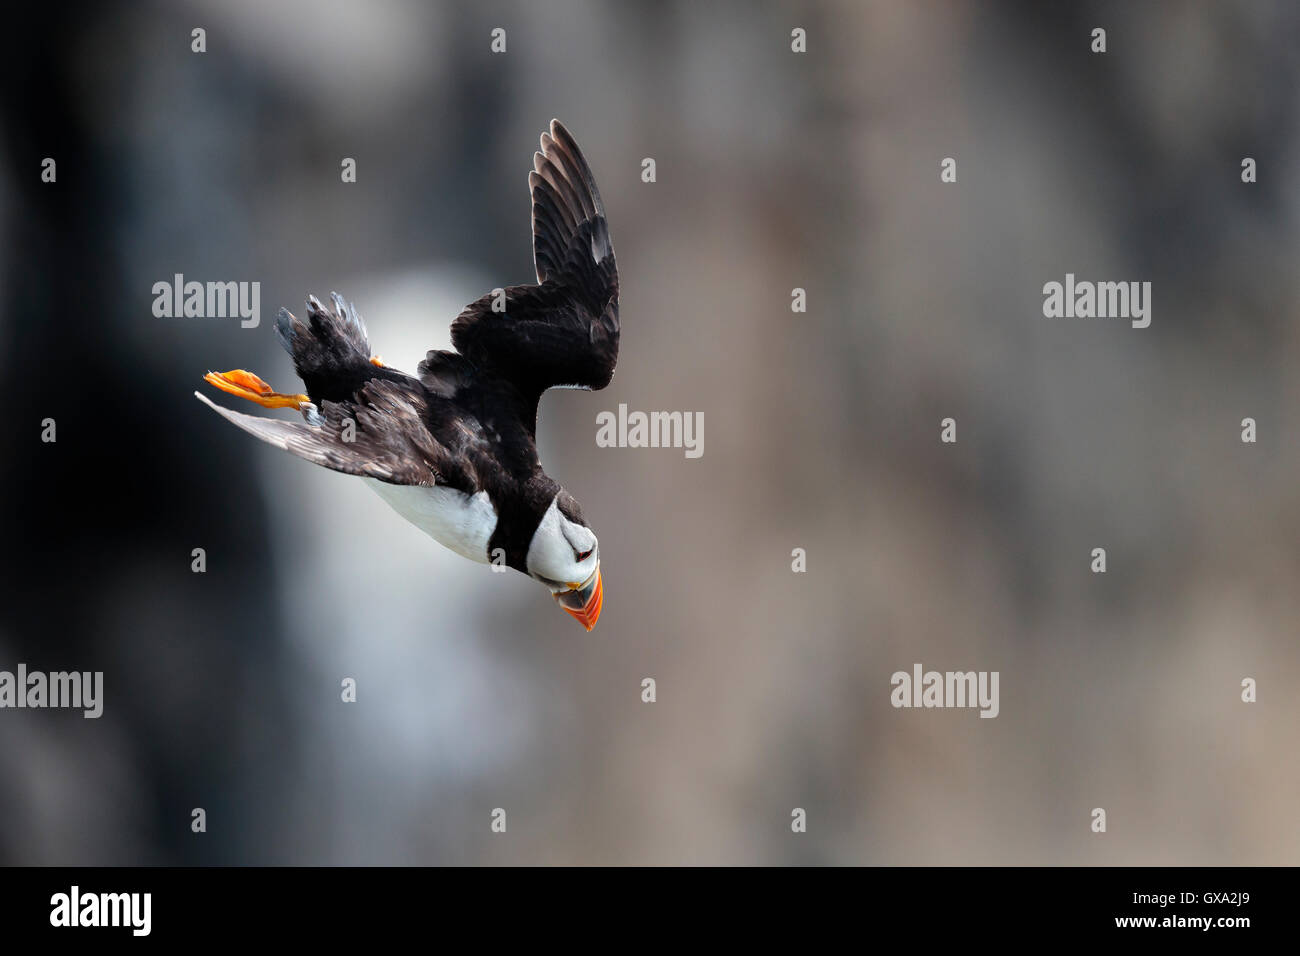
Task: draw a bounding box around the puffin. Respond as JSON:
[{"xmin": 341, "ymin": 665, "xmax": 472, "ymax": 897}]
[{"xmin": 195, "ymin": 119, "xmax": 618, "ymax": 630}]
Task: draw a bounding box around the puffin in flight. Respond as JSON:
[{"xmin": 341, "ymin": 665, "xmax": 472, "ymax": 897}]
[{"xmin": 196, "ymin": 120, "xmax": 617, "ymax": 630}]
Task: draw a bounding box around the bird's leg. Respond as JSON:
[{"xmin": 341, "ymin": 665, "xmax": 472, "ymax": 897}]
[{"xmin": 203, "ymin": 369, "xmax": 311, "ymax": 411}]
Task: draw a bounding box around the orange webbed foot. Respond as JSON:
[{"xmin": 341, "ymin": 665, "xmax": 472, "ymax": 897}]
[{"xmin": 203, "ymin": 369, "xmax": 310, "ymax": 410}]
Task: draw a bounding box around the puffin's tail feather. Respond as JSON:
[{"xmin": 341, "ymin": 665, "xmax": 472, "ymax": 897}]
[{"xmin": 274, "ymin": 292, "xmax": 375, "ymax": 380}]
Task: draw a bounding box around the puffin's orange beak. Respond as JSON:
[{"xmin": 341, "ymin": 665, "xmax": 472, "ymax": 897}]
[{"xmin": 556, "ymin": 566, "xmax": 602, "ymax": 631}]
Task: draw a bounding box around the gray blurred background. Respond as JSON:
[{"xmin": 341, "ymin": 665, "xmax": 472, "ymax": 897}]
[{"xmin": 1, "ymin": 0, "xmax": 1297, "ymax": 865}]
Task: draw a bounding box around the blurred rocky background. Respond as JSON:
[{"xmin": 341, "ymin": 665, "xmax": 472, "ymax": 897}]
[{"xmin": 1, "ymin": 0, "xmax": 1297, "ymax": 864}]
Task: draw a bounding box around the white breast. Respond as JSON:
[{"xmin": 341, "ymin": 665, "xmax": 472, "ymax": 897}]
[{"xmin": 362, "ymin": 479, "xmax": 498, "ymax": 564}]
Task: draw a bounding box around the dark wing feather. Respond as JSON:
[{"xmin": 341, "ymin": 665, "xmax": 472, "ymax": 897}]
[
  {"xmin": 530, "ymin": 119, "xmax": 612, "ymax": 283},
  {"xmin": 416, "ymin": 349, "xmax": 474, "ymax": 398},
  {"xmin": 194, "ymin": 378, "xmax": 479, "ymax": 490},
  {"xmin": 449, "ymin": 120, "xmax": 619, "ymax": 428}
]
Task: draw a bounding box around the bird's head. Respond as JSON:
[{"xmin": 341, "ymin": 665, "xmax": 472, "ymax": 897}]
[{"xmin": 526, "ymin": 491, "xmax": 602, "ymax": 631}]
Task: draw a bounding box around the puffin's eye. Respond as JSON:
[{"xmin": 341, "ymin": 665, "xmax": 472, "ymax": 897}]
[{"xmin": 575, "ymin": 548, "xmax": 593, "ymax": 562}]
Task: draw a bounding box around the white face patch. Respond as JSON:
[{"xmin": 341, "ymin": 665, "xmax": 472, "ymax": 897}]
[{"xmin": 526, "ymin": 496, "xmax": 599, "ymax": 589}]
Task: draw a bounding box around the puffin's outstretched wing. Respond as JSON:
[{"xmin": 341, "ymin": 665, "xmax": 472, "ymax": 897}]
[
  {"xmin": 195, "ymin": 378, "xmax": 479, "ymax": 490},
  {"xmin": 527, "ymin": 119, "xmax": 614, "ymax": 288},
  {"xmin": 449, "ymin": 120, "xmax": 619, "ymax": 428}
]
